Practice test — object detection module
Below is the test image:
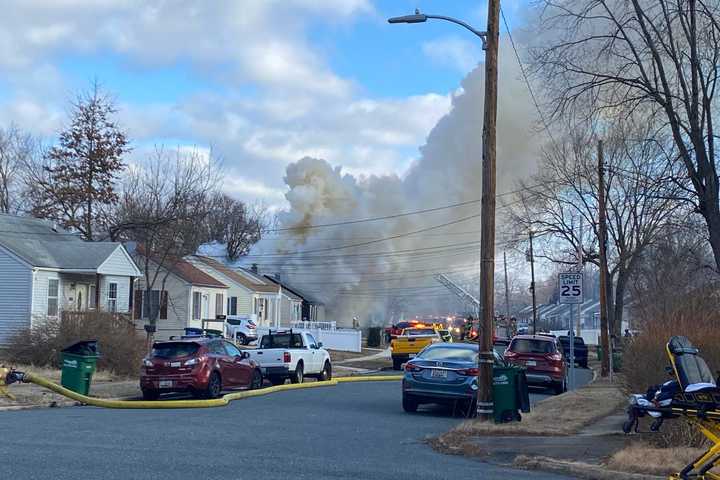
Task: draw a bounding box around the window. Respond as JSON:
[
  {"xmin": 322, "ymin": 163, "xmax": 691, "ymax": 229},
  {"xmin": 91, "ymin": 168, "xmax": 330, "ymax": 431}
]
[
  {"xmin": 89, "ymin": 285, "xmax": 97, "ymax": 309},
  {"xmin": 192, "ymin": 292, "xmax": 202, "ymax": 320},
  {"xmin": 227, "ymin": 296, "xmax": 238, "ymax": 316},
  {"xmin": 208, "ymin": 341, "xmax": 225, "ymax": 355},
  {"xmin": 306, "ymin": 334, "xmax": 317, "ymax": 349},
  {"xmin": 107, "ymin": 282, "xmax": 118, "ymax": 312},
  {"xmin": 215, "ymin": 293, "xmax": 224, "ymax": 317},
  {"xmin": 224, "ymin": 341, "xmax": 241, "ymax": 357},
  {"xmin": 47, "ymin": 278, "xmax": 59, "ymax": 317}
]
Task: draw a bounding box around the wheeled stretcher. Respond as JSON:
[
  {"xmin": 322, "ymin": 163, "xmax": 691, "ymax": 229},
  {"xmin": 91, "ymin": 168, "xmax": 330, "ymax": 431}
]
[{"xmin": 624, "ymin": 336, "xmax": 720, "ymax": 479}]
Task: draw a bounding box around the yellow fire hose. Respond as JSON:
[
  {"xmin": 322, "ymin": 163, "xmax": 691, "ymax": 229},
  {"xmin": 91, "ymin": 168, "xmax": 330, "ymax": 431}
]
[{"xmin": 1, "ymin": 366, "xmax": 402, "ymax": 409}]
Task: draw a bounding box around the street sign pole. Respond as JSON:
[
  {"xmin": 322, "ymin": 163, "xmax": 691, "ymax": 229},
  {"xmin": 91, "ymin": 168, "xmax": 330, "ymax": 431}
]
[{"xmin": 558, "ymin": 272, "xmax": 583, "ymax": 391}]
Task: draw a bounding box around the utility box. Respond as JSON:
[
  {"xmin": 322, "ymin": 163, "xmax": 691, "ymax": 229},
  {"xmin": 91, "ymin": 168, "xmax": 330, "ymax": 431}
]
[
  {"xmin": 60, "ymin": 340, "xmax": 100, "ymax": 395},
  {"xmin": 493, "ymin": 365, "xmax": 528, "ymax": 423}
]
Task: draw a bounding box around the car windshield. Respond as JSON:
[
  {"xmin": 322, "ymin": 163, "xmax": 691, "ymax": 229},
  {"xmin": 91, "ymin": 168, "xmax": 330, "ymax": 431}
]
[
  {"xmin": 510, "ymin": 339, "xmax": 555, "ymax": 354},
  {"xmin": 419, "ymin": 347, "xmax": 476, "ymax": 362},
  {"xmin": 151, "ymin": 342, "xmax": 199, "ymax": 359},
  {"xmin": 260, "ymin": 334, "xmax": 304, "ymax": 349},
  {"xmin": 405, "ymin": 329, "xmax": 436, "ymax": 336}
]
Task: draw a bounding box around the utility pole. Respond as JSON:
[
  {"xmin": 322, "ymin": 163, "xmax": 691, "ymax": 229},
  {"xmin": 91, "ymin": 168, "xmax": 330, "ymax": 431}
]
[
  {"xmin": 597, "ymin": 140, "xmax": 611, "ymax": 378},
  {"xmin": 529, "ymin": 230, "xmax": 538, "ymax": 334},
  {"xmin": 503, "ymin": 251, "xmax": 511, "ymax": 319},
  {"xmin": 476, "ymin": 0, "xmax": 500, "ymax": 421},
  {"xmin": 577, "ymin": 219, "xmax": 583, "ymax": 337}
]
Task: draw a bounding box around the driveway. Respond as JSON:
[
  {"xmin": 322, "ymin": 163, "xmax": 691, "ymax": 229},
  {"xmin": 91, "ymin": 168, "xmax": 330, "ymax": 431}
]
[{"xmin": 0, "ymin": 381, "xmax": 575, "ymax": 480}]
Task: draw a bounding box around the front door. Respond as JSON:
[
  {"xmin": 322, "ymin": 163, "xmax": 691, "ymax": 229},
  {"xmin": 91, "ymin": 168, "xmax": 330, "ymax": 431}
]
[{"xmin": 76, "ymin": 284, "xmax": 88, "ymax": 311}]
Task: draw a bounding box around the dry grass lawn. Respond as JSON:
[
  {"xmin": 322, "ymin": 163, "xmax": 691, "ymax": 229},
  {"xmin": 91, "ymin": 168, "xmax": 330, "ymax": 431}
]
[
  {"xmin": 440, "ymin": 378, "xmax": 625, "ymax": 440},
  {"xmin": 607, "ymin": 443, "xmax": 706, "ymax": 477}
]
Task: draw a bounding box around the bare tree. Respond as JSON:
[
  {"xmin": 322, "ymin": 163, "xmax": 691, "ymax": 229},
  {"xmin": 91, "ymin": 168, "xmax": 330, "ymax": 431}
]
[
  {"xmin": 0, "ymin": 125, "xmax": 37, "ymax": 214},
  {"xmin": 30, "ymin": 84, "xmax": 129, "ymax": 240},
  {"xmin": 204, "ymin": 193, "xmax": 266, "ymax": 261},
  {"xmin": 510, "ymin": 118, "xmax": 683, "ymax": 335},
  {"xmin": 110, "ymin": 147, "xmax": 221, "ymax": 328},
  {"xmin": 532, "ymin": 0, "xmax": 720, "ymax": 271}
]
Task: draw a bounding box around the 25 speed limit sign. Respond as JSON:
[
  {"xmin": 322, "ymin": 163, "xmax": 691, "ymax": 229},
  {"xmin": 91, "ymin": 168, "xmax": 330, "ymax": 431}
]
[{"xmin": 558, "ymin": 272, "xmax": 583, "ymax": 304}]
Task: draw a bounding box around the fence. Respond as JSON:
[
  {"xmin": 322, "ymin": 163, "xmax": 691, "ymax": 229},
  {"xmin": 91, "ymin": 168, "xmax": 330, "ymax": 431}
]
[
  {"xmin": 290, "ymin": 321, "xmax": 337, "ymax": 331},
  {"xmin": 256, "ymin": 326, "xmax": 362, "ymax": 353}
]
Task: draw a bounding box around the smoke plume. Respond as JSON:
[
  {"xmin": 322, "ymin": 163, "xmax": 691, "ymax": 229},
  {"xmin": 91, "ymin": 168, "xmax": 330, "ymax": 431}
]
[{"xmin": 248, "ymin": 44, "xmax": 540, "ymax": 326}]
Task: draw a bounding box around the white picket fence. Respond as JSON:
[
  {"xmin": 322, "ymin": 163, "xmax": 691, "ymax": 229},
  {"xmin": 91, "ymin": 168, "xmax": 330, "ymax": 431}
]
[
  {"xmin": 256, "ymin": 326, "xmax": 362, "ymax": 352},
  {"xmin": 290, "ymin": 321, "xmax": 337, "ymax": 331}
]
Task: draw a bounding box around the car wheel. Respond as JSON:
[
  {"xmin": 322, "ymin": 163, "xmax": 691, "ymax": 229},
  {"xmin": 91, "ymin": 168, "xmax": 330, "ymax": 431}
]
[
  {"xmin": 319, "ymin": 361, "xmax": 332, "ymax": 381},
  {"xmin": 238, "ymin": 333, "xmax": 248, "ymax": 346},
  {"xmin": 206, "ymin": 371, "xmax": 222, "ymax": 399},
  {"xmin": 142, "ymin": 389, "xmax": 159, "ymax": 401},
  {"xmin": 392, "ymin": 358, "xmax": 403, "ymax": 370},
  {"xmin": 250, "ymin": 369, "xmax": 263, "ymax": 390},
  {"xmin": 269, "ymin": 376, "xmax": 285, "ymax": 386},
  {"xmin": 291, "ymin": 363, "xmax": 304, "ymax": 384},
  {"xmin": 402, "ymin": 394, "xmax": 418, "ymax": 413},
  {"xmin": 553, "ymin": 378, "xmax": 567, "ymax": 395}
]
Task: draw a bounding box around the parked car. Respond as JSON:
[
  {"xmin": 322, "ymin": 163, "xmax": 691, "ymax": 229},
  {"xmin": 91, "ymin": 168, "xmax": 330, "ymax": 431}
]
[
  {"xmin": 225, "ymin": 315, "xmax": 258, "ymax": 345},
  {"xmin": 401, "ymin": 343, "xmax": 506, "ymax": 413},
  {"xmin": 503, "ymin": 335, "xmax": 567, "ymax": 394},
  {"xmin": 391, "ymin": 327, "xmax": 443, "ymax": 370},
  {"xmin": 558, "ymin": 335, "xmax": 589, "ymax": 368},
  {"xmin": 246, "ymin": 330, "xmax": 332, "ymax": 385},
  {"xmin": 140, "ymin": 337, "xmax": 263, "ymax": 400}
]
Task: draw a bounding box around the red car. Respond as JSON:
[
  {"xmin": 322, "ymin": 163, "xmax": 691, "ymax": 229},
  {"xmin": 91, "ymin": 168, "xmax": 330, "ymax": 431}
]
[
  {"xmin": 140, "ymin": 337, "xmax": 263, "ymax": 400},
  {"xmin": 503, "ymin": 335, "xmax": 567, "ymax": 394}
]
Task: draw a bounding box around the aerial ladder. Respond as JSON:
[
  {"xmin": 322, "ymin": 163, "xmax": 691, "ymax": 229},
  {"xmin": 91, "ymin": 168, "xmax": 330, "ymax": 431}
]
[{"xmin": 435, "ymin": 274, "xmax": 512, "ymax": 342}]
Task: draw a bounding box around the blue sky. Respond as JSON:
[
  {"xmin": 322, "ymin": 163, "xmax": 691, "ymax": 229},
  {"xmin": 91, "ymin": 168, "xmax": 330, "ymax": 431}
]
[{"xmin": 0, "ymin": 0, "xmax": 530, "ymax": 208}]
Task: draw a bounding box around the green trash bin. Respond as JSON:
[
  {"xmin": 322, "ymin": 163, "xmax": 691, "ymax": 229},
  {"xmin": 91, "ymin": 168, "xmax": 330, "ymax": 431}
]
[
  {"xmin": 60, "ymin": 340, "xmax": 100, "ymax": 395},
  {"xmin": 493, "ymin": 365, "xmax": 523, "ymax": 423}
]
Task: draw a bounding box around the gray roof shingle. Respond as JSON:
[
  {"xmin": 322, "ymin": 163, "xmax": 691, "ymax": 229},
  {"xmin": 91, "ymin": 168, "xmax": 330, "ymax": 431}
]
[{"xmin": 0, "ymin": 214, "xmax": 121, "ymax": 270}]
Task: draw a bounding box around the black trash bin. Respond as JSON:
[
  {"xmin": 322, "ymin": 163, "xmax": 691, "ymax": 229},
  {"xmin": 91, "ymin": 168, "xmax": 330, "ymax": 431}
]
[{"xmin": 60, "ymin": 340, "xmax": 100, "ymax": 395}]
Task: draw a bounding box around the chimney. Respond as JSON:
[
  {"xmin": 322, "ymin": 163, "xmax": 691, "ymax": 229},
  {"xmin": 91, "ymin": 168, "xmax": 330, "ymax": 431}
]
[{"xmin": 251, "ymin": 263, "xmax": 258, "ymax": 274}]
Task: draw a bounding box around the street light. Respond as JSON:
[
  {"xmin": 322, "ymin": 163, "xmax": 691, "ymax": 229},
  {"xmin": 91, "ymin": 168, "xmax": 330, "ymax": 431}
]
[
  {"xmin": 387, "ymin": 9, "xmax": 488, "ymax": 49},
  {"xmin": 388, "ymin": 4, "xmax": 500, "ymax": 421}
]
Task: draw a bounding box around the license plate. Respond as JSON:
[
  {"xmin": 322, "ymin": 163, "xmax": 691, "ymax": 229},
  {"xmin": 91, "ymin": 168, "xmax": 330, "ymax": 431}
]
[
  {"xmin": 526, "ymin": 360, "xmax": 537, "ymax": 366},
  {"xmin": 169, "ymin": 362, "xmax": 181, "ymax": 368},
  {"xmin": 431, "ymin": 369, "xmax": 448, "ymax": 378},
  {"xmin": 159, "ymin": 380, "xmax": 173, "ymax": 388}
]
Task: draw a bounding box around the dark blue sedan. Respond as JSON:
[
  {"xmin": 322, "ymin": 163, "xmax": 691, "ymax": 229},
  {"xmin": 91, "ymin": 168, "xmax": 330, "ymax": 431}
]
[{"xmin": 401, "ymin": 343, "xmax": 505, "ymax": 413}]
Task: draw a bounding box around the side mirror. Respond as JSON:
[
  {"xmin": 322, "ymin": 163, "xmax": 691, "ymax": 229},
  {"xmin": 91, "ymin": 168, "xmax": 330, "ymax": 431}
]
[
  {"xmin": 240, "ymin": 351, "xmax": 250, "ymax": 360},
  {"xmin": 317, "ymin": 342, "xmax": 323, "ymax": 348}
]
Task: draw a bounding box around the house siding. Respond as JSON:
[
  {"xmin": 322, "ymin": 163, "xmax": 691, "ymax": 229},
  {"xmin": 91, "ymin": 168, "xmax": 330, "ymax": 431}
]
[
  {"xmin": 134, "ymin": 268, "xmax": 190, "ymax": 340},
  {"xmin": 0, "ymin": 247, "xmax": 32, "ymax": 345},
  {"xmin": 97, "ymin": 246, "xmax": 141, "ymax": 277},
  {"xmin": 31, "ymin": 269, "xmax": 61, "ymax": 322},
  {"xmin": 99, "ymin": 275, "xmax": 130, "ymax": 313},
  {"xmin": 188, "ymin": 286, "xmax": 227, "ymax": 329},
  {"xmin": 185, "ymin": 259, "xmax": 253, "ymax": 316}
]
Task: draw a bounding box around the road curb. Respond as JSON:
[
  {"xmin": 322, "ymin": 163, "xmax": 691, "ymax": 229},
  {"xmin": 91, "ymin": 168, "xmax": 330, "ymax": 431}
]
[{"xmin": 513, "ymin": 455, "xmax": 664, "ymax": 480}]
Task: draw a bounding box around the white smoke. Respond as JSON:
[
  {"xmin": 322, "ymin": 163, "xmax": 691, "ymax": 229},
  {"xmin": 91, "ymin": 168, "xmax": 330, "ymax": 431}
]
[{"xmin": 248, "ymin": 43, "xmax": 540, "ymax": 326}]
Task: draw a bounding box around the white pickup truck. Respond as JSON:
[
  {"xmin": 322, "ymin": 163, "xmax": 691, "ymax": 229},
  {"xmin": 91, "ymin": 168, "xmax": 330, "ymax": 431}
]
[{"xmin": 247, "ymin": 331, "xmax": 332, "ymax": 385}]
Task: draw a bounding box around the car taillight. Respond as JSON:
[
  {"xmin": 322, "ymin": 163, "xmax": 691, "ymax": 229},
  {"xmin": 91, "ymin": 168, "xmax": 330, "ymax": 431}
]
[
  {"xmin": 283, "ymin": 351, "xmax": 291, "ymax": 363},
  {"xmin": 547, "ymin": 352, "xmax": 563, "ymax": 362},
  {"xmin": 458, "ymin": 367, "xmax": 479, "ymax": 376},
  {"xmin": 404, "ymin": 363, "xmax": 423, "ymax": 372}
]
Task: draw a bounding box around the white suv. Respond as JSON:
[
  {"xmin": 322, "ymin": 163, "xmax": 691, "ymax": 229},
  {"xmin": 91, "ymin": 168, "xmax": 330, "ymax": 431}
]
[{"xmin": 225, "ymin": 315, "xmax": 258, "ymax": 345}]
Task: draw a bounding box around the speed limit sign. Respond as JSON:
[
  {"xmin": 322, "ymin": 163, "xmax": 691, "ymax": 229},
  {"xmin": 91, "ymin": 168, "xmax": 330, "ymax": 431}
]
[{"xmin": 558, "ymin": 272, "xmax": 583, "ymax": 304}]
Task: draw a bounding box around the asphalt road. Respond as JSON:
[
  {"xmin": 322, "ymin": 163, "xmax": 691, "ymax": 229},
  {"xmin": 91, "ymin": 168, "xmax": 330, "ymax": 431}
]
[{"xmin": 0, "ymin": 381, "xmax": 584, "ymax": 480}]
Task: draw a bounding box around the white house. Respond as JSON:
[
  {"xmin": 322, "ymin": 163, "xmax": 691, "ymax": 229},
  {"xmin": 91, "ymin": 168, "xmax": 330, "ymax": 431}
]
[
  {"xmin": 132, "ymin": 255, "xmax": 229, "ymax": 339},
  {"xmin": 0, "ymin": 214, "xmax": 142, "ymax": 345}
]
